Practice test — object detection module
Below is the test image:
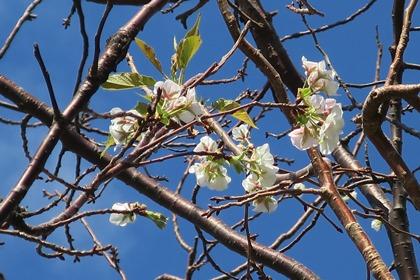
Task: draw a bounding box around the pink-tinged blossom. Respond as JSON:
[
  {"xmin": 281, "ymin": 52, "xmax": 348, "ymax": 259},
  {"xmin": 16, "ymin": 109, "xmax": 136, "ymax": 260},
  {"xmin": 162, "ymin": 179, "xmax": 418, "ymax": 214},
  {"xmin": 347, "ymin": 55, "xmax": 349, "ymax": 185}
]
[
  {"xmin": 289, "ymin": 94, "xmax": 344, "ymax": 155},
  {"xmin": 288, "ymin": 127, "xmax": 319, "ymax": 151},
  {"xmin": 319, "ymin": 103, "xmax": 344, "ymax": 155},
  {"xmin": 302, "ymin": 56, "xmax": 339, "ymax": 96}
]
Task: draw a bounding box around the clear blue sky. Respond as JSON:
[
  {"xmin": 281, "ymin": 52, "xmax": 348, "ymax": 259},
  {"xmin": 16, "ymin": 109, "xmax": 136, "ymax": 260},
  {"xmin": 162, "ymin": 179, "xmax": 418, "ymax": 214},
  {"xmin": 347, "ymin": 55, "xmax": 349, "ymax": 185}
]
[{"xmin": 0, "ymin": 1, "xmax": 419, "ymax": 279}]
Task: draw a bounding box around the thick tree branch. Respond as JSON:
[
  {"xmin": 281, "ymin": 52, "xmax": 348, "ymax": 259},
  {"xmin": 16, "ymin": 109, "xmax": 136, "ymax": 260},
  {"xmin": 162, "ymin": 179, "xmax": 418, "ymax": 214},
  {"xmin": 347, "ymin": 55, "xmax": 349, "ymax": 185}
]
[
  {"xmin": 0, "ymin": 0, "xmax": 169, "ymax": 225},
  {"xmin": 362, "ymin": 84, "xmax": 420, "ymax": 209},
  {"xmin": 218, "ymin": 1, "xmax": 395, "ymax": 278},
  {"xmin": 0, "ymin": 75, "xmax": 320, "ymax": 280}
]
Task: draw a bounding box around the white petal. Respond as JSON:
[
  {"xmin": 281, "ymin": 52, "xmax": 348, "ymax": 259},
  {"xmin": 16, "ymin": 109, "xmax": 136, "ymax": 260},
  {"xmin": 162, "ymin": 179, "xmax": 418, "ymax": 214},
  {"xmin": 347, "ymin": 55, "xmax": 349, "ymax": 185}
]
[
  {"xmin": 194, "ymin": 136, "xmax": 217, "ymax": 153},
  {"xmin": 242, "ymin": 174, "xmax": 260, "ymax": 193},
  {"xmin": 260, "ymin": 165, "xmax": 279, "ymax": 188},
  {"xmin": 252, "ymin": 197, "xmax": 278, "ymax": 213},
  {"xmin": 178, "ymin": 110, "xmax": 195, "ymax": 123},
  {"xmin": 324, "ymin": 79, "xmax": 339, "ymax": 96},
  {"xmin": 109, "ymin": 203, "xmax": 136, "ymax": 227},
  {"xmin": 232, "ymin": 124, "xmax": 250, "ymax": 142},
  {"xmin": 308, "ymin": 94, "xmax": 326, "ymax": 114},
  {"xmin": 289, "ymin": 127, "xmax": 319, "ymax": 151}
]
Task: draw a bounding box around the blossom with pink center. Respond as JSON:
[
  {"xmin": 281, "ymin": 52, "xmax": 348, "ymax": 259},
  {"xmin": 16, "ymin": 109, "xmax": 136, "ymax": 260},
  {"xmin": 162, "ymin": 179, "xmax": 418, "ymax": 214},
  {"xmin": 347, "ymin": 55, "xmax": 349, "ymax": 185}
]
[{"xmin": 302, "ymin": 56, "xmax": 339, "ymax": 96}]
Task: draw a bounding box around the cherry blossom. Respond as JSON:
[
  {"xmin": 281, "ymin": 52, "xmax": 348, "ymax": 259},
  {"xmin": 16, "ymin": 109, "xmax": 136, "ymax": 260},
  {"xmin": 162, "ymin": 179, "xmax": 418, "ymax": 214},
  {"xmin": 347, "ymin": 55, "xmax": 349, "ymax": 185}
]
[
  {"xmin": 252, "ymin": 196, "xmax": 278, "ymax": 213},
  {"xmin": 242, "ymin": 173, "xmax": 262, "ymax": 193},
  {"xmin": 153, "ymin": 79, "xmax": 203, "ymax": 123},
  {"xmin": 302, "ymin": 56, "xmax": 339, "ymax": 96},
  {"xmin": 232, "ymin": 124, "xmax": 250, "ymax": 143},
  {"xmin": 288, "ymin": 126, "xmax": 319, "ymax": 151},
  {"xmin": 109, "ymin": 203, "xmax": 136, "ymax": 227},
  {"xmin": 109, "ymin": 107, "xmax": 142, "ymax": 149},
  {"xmin": 189, "ymin": 160, "xmax": 231, "ymax": 191},
  {"xmin": 319, "ymin": 103, "xmax": 344, "ymax": 155},
  {"xmin": 288, "ymin": 95, "xmax": 344, "ymax": 155},
  {"xmin": 248, "ymin": 144, "xmax": 279, "ymax": 188},
  {"xmin": 193, "ymin": 135, "xmax": 218, "ymax": 153}
]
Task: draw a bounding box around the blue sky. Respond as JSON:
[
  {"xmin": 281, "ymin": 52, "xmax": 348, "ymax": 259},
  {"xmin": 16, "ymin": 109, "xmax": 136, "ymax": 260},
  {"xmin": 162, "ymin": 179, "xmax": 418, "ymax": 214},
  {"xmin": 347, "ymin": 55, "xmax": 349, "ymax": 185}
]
[{"xmin": 0, "ymin": 1, "xmax": 419, "ymax": 279}]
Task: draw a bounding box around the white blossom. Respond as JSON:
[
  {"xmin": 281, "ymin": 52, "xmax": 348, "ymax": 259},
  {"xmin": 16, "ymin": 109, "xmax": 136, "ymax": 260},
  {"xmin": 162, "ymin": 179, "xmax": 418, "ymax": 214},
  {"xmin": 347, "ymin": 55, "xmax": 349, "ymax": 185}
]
[
  {"xmin": 371, "ymin": 219, "xmax": 382, "ymax": 232},
  {"xmin": 109, "ymin": 203, "xmax": 136, "ymax": 227},
  {"xmin": 154, "ymin": 79, "xmax": 181, "ymax": 100},
  {"xmin": 253, "ymin": 144, "xmax": 275, "ymax": 166},
  {"xmin": 319, "ymin": 102, "xmax": 344, "ymax": 155},
  {"xmin": 177, "ymin": 87, "xmax": 204, "ymax": 123},
  {"xmin": 232, "ymin": 124, "xmax": 250, "ymax": 143},
  {"xmin": 288, "ymin": 94, "xmax": 344, "ymax": 154},
  {"xmin": 249, "ymin": 144, "xmax": 279, "ymax": 188},
  {"xmin": 288, "ymin": 126, "xmax": 319, "ymax": 151},
  {"xmin": 109, "ymin": 107, "xmax": 142, "ymax": 149},
  {"xmin": 242, "ymin": 173, "xmax": 262, "ymax": 193},
  {"xmin": 189, "ymin": 160, "xmax": 231, "ymax": 191},
  {"xmin": 153, "ymin": 80, "xmax": 203, "ymax": 123},
  {"xmin": 302, "ymin": 56, "xmax": 339, "ymax": 96},
  {"xmin": 193, "ymin": 136, "xmax": 218, "ymax": 153},
  {"xmin": 252, "ymin": 196, "xmax": 278, "ymax": 213}
]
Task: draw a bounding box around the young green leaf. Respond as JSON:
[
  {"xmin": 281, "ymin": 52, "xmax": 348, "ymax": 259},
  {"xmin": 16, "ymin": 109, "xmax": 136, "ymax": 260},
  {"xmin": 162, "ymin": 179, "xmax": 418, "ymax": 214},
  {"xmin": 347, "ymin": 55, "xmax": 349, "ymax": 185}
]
[
  {"xmin": 135, "ymin": 38, "xmax": 163, "ymax": 74},
  {"xmin": 229, "ymin": 155, "xmax": 245, "ymax": 174},
  {"xmin": 135, "ymin": 102, "xmax": 149, "ymax": 116},
  {"xmin": 298, "ymin": 87, "xmax": 312, "ymax": 99},
  {"xmin": 102, "ymin": 72, "xmax": 156, "ymax": 90},
  {"xmin": 184, "ymin": 15, "xmax": 201, "ymax": 38},
  {"xmin": 101, "ymin": 134, "xmax": 115, "ymax": 157},
  {"xmin": 232, "ymin": 110, "xmax": 257, "ymax": 128},
  {"xmin": 145, "ymin": 210, "xmax": 168, "ymax": 229},
  {"xmin": 213, "ymin": 99, "xmax": 257, "ymax": 128},
  {"xmin": 176, "ymin": 35, "xmax": 201, "ymax": 70}
]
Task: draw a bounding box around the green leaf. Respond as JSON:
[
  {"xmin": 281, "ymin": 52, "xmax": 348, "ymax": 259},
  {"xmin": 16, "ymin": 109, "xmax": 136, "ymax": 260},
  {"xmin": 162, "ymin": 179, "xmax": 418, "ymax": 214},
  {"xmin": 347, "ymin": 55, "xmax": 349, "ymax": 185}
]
[
  {"xmin": 135, "ymin": 38, "xmax": 163, "ymax": 74},
  {"xmin": 213, "ymin": 99, "xmax": 257, "ymax": 128},
  {"xmin": 176, "ymin": 35, "xmax": 201, "ymax": 70},
  {"xmin": 101, "ymin": 135, "xmax": 115, "ymax": 157},
  {"xmin": 296, "ymin": 114, "xmax": 308, "ymax": 125},
  {"xmin": 145, "ymin": 210, "xmax": 168, "ymax": 229},
  {"xmin": 170, "ymin": 53, "xmax": 178, "ymax": 78},
  {"xmin": 135, "ymin": 102, "xmax": 149, "ymax": 116},
  {"xmin": 298, "ymin": 87, "xmax": 312, "ymax": 99},
  {"xmin": 102, "ymin": 72, "xmax": 156, "ymax": 90},
  {"xmin": 232, "ymin": 110, "xmax": 257, "ymax": 128},
  {"xmin": 229, "ymin": 155, "xmax": 245, "ymax": 174},
  {"xmin": 184, "ymin": 15, "xmax": 201, "ymax": 38}
]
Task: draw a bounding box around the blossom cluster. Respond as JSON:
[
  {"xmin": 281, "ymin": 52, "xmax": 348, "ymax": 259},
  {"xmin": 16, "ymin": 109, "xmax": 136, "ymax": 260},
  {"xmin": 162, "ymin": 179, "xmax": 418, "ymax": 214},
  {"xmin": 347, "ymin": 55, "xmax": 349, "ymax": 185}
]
[
  {"xmin": 188, "ymin": 136, "xmax": 231, "ymax": 191},
  {"xmin": 108, "ymin": 79, "xmax": 203, "ymax": 150},
  {"xmin": 189, "ymin": 125, "xmax": 279, "ymax": 213},
  {"xmin": 153, "ymin": 79, "xmax": 203, "ymax": 124},
  {"xmin": 288, "ymin": 57, "xmax": 344, "ymax": 155},
  {"xmin": 106, "ymin": 57, "xmax": 344, "ymax": 218}
]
